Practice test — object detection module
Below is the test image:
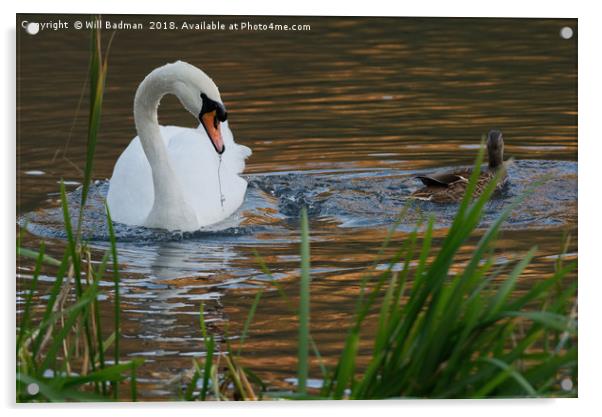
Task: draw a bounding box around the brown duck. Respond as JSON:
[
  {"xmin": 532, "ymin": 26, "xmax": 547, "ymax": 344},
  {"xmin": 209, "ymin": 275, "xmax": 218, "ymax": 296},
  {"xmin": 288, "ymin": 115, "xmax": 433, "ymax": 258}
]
[{"xmin": 411, "ymin": 130, "xmax": 508, "ymax": 203}]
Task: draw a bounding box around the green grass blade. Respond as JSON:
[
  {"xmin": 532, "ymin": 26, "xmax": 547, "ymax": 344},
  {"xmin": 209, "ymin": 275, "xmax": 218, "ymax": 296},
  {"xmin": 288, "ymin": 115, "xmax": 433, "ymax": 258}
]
[
  {"xmin": 104, "ymin": 202, "xmax": 120, "ymax": 398},
  {"xmin": 77, "ymin": 24, "xmax": 110, "ymax": 235},
  {"xmin": 17, "ymin": 246, "xmax": 61, "ymax": 267},
  {"xmin": 60, "ymin": 181, "xmax": 81, "ymax": 296},
  {"xmin": 197, "ymin": 303, "xmax": 215, "ymax": 401},
  {"xmin": 184, "ymin": 360, "xmax": 201, "ymax": 401},
  {"xmin": 237, "ymin": 290, "xmax": 263, "ymax": 357},
  {"xmin": 130, "ymin": 361, "xmax": 138, "ymax": 401},
  {"xmin": 501, "ymin": 311, "xmax": 575, "ymax": 332},
  {"xmin": 31, "ymin": 252, "xmax": 70, "ymax": 359},
  {"xmin": 17, "ymin": 241, "xmax": 45, "ymax": 352},
  {"xmin": 332, "ymin": 332, "xmax": 359, "ymax": 399},
  {"xmin": 62, "ymin": 359, "xmax": 144, "ymax": 388},
  {"xmin": 39, "ymin": 282, "xmax": 99, "ymax": 374},
  {"xmin": 486, "ymin": 247, "xmax": 537, "ymax": 319},
  {"xmin": 17, "ymin": 373, "xmax": 68, "ymax": 402},
  {"xmin": 91, "ymin": 252, "xmax": 110, "ymax": 394},
  {"xmin": 200, "ymin": 337, "xmax": 215, "ymax": 401},
  {"xmin": 309, "ymin": 336, "xmax": 328, "ymax": 380},
  {"xmin": 60, "ymin": 182, "xmax": 98, "ymax": 376},
  {"xmin": 297, "ymin": 207, "xmax": 311, "ymax": 395},
  {"xmin": 475, "ymin": 357, "xmax": 537, "ymax": 398}
]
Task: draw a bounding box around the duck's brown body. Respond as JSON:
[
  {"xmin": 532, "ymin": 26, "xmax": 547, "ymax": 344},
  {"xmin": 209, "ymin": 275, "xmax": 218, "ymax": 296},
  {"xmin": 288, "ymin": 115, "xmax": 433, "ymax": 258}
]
[
  {"xmin": 411, "ymin": 130, "xmax": 507, "ymax": 203},
  {"xmin": 411, "ymin": 166, "xmax": 506, "ymax": 203}
]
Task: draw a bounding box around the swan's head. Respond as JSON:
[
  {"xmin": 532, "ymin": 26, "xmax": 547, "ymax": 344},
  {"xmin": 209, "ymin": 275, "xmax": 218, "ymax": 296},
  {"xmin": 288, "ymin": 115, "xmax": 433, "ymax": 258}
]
[
  {"xmin": 167, "ymin": 61, "xmax": 228, "ymax": 154},
  {"xmin": 199, "ymin": 93, "xmax": 228, "ymax": 154},
  {"xmin": 487, "ymin": 129, "xmax": 504, "ymax": 168}
]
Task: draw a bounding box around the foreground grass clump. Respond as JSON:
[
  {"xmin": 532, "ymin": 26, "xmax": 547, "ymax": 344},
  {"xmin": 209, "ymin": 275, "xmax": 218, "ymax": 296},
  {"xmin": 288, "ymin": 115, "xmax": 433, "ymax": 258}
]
[
  {"xmin": 316, "ymin": 151, "xmax": 577, "ymax": 399},
  {"xmin": 17, "ymin": 23, "xmax": 142, "ymax": 402},
  {"xmin": 187, "ymin": 147, "xmax": 577, "ymax": 400},
  {"xmin": 17, "ymin": 207, "xmax": 142, "ymax": 402}
]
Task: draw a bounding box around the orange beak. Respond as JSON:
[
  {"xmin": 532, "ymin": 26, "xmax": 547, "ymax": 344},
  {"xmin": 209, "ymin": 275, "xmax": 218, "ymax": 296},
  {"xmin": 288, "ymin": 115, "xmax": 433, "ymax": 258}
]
[{"xmin": 201, "ymin": 110, "xmax": 225, "ymax": 154}]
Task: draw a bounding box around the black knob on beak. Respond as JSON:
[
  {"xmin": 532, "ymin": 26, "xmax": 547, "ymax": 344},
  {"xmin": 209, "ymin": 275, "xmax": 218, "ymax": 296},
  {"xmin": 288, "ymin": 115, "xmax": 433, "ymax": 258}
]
[{"xmin": 200, "ymin": 92, "xmax": 227, "ymax": 122}]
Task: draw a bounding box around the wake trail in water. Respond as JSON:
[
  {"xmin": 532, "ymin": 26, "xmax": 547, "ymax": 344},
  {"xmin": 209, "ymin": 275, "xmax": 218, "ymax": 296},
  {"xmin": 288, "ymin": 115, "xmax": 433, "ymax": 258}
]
[{"xmin": 20, "ymin": 160, "xmax": 577, "ymax": 243}]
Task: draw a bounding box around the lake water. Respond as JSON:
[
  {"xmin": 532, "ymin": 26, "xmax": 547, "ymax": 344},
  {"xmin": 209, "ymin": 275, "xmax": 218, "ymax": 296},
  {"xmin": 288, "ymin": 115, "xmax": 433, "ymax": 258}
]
[{"xmin": 17, "ymin": 15, "xmax": 577, "ymax": 399}]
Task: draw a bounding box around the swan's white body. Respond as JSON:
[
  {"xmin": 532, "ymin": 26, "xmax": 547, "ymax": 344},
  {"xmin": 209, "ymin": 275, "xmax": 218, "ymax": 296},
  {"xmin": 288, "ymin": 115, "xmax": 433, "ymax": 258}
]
[{"xmin": 107, "ymin": 61, "xmax": 251, "ymax": 232}]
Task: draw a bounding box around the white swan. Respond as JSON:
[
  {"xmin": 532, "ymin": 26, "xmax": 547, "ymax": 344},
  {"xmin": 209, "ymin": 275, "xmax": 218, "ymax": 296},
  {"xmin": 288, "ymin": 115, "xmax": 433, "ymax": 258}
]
[{"xmin": 106, "ymin": 61, "xmax": 251, "ymax": 232}]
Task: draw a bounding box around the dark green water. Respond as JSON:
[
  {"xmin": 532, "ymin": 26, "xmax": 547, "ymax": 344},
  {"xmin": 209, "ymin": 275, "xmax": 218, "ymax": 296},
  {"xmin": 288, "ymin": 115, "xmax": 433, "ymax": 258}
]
[{"xmin": 17, "ymin": 15, "xmax": 577, "ymax": 399}]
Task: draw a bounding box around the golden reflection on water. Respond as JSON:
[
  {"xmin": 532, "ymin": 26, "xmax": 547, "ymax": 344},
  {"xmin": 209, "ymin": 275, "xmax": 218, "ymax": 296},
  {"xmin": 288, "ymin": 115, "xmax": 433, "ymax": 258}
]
[{"xmin": 17, "ymin": 15, "xmax": 576, "ymax": 398}]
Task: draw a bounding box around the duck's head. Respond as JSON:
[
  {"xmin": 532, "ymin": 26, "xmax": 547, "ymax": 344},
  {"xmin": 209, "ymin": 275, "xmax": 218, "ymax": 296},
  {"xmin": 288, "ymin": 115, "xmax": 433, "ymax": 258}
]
[{"xmin": 486, "ymin": 129, "xmax": 504, "ymax": 169}]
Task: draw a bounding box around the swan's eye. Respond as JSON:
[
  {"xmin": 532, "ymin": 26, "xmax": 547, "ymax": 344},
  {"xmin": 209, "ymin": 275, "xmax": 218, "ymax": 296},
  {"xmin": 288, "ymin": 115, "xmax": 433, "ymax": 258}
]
[{"xmin": 200, "ymin": 93, "xmax": 216, "ymax": 112}]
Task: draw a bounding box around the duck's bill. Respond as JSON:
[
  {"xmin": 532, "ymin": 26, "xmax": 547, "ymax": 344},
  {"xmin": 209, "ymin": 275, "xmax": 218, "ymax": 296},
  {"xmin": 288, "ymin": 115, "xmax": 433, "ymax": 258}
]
[{"xmin": 201, "ymin": 110, "xmax": 225, "ymax": 154}]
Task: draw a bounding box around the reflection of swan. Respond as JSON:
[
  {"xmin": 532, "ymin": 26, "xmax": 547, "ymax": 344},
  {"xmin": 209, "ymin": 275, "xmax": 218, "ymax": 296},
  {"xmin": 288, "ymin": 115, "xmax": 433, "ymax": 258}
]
[
  {"xmin": 107, "ymin": 61, "xmax": 252, "ymax": 232},
  {"xmin": 147, "ymin": 241, "xmax": 238, "ymax": 280},
  {"xmin": 115, "ymin": 241, "xmax": 235, "ymax": 350}
]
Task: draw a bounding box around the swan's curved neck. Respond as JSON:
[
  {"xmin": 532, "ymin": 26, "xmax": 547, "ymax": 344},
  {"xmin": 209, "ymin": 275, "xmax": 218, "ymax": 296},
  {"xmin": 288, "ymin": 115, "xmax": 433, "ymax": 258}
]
[{"xmin": 133, "ymin": 71, "xmax": 192, "ymax": 224}]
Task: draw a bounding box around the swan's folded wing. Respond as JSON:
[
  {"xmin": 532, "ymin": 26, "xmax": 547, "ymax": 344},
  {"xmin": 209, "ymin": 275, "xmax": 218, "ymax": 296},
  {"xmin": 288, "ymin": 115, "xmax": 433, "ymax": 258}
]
[
  {"xmin": 167, "ymin": 126, "xmax": 249, "ymax": 226},
  {"xmin": 231, "ymin": 144, "xmax": 252, "ymax": 174},
  {"xmin": 219, "ymin": 121, "xmax": 252, "ymax": 174},
  {"xmin": 237, "ymin": 144, "xmax": 252, "ymax": 159}
]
